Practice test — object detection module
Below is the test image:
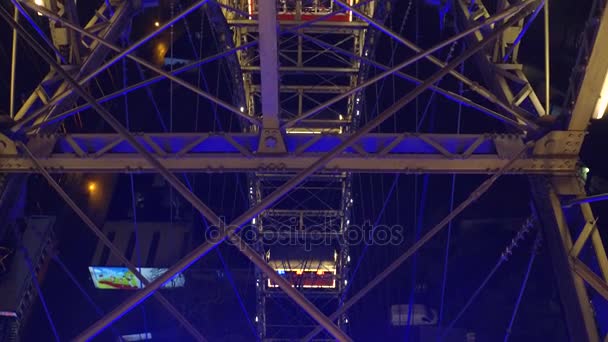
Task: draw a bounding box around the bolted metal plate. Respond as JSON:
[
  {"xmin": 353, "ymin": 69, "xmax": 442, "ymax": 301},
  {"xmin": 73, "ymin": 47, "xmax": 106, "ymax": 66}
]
[
  {"xmin": 493, "ymin": 134, "xmax": 525, "ymax": 158},
  {"xmin": 27, "ymin": 134, "xmax": 58, "ymax": 158},
  {"xmin": 257, "ymin": 128, "xmax": 287, "ymax": 154},
  {"xmin": 0, "ymin": 134, "xmax": 17, "ymax": 155},
  {"xmin": 533, "ymin": 131, "xmax": 586, "ymax": 156}
]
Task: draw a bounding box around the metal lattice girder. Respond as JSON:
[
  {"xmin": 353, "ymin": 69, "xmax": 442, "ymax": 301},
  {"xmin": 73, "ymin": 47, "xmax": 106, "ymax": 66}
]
[
  {"xmin": 0, "ymin": 0, "xmax": 131, "ymax": 228},
  {"xmin": 0, "ymin": 131, "xmax": 581, "ymax": 174},
  {"xmin": 565, "ymin": 0, "xmax": 608, "ymax": 129},
  {"xmin": 251, "ymin": 172, "xmax": 351, "ymax": 340},
  {"xmin": 454, "ymin": 0, "xmax": 546, "ymax": 119},
  {"xmin": 225, "ymin": 1, "xmax": 372, "ymax": 127},
  {"xmin": 220, "ymin": 1, "xmax": 375, "ymax": 339},
  {"xmin": 16, "ymin": 0, "xmax": 258, "ymax": 129},
  {"xmin": 13, "ymin": 0, "xmax": 134, "ymax": 126},
  {"xmin": 3, "ymin": 5, "xmax": 350, "ymax": 339},
  {"xmin": 11, "ymin": 1, "xmax": 541, "ymax": 339},
  {"xmin": 453, "ymin": 0, "xmax": 608, "ymax": 340},
  {"xmin": 530, "ymin": 176, "xmax": 608, "ymax": 341},
  {"xmin": 453, "ymin": 1, "xmax": 608, "ymax": 339},
  {"xmin": 1, "ymin": 1, "xmax": 208, "ymax": 340},
  {"xmin": 256, "ymin": 0, "xmax": 287, "ymax": 153},
  {"xmin": 0, "ymin": 0, "xmax": 133, "ymax": 230}
]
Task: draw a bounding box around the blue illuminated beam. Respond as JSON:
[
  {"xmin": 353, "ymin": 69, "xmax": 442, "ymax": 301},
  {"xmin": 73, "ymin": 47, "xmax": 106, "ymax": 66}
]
[
  {"xmin": 48, "ymin": 7, "xmax": 538, "ymax": 339},
  {"xmin": 564, "ymin": 193, "xmax": 608, "ymax": 208}
]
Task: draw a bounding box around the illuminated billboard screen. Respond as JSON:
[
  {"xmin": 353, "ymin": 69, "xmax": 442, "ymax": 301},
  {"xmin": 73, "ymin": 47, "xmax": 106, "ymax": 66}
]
[{"xmin": 88, "ymin": 267, "xmax": 185, "ymax": 290}]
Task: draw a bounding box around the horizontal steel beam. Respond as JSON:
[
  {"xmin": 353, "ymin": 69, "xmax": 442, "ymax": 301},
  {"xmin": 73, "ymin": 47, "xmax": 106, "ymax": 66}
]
[
  {"xmin": 241, "ymin": 66, "xmax": 358, "ymax": 73},
  {"xmin": 0, "ymin": 156, "xmax": 574, "ymax": 174},
  {"xmin": 228, "ymin": 19, "xmax": 368, "ymax": 29},
  {"xmin": 0, "ymin": 132, "xmax": 576, "ymax": 174},
  {"xmin": 251, "ymin": 85, "xmax": 352, "ymax": 93}
]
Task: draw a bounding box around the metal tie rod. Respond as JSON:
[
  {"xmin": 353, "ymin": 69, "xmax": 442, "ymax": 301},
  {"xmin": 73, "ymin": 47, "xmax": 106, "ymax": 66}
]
[
  {"xmin": 302, "ymin": 140, "xmax": 537, "ymax": 341},
  {"xmin": 13, "ymin": 0, "xmax": 370, "ymax": 132},
  {"xmin": 19, "ymin": 0, "xmax": 259, "ymax": 127},
  {"xmin": 300, "ymin": 3, "xmax": 543, "ymax": 339},
  {"xmin": 293, "ymin": 33, "xmax": 528, "ymax": 131},
  {"xmin": 0, "ymin": 6, "xmax": 347, "ymax": 341},
  {"xmin": 283, "ymin": 0, "xmax": 537, "ymax": 129},
  {"xmin": 334, "ymin": 0, "xmax": 539, "ymax": 125},
  {"xmin": 11, "ymin": 0, "xmax": 212, "ymax": 130},
  {"xmin": 75, "ymin": 1, "xmax": 537, "ymax": 339},
  {"xmin": 17, "ymin": 142, "xmax": 207, "ymax": 342},
  {"xmin": 0, "ymin": 6, "xmax": 209, "ymax": 341}
]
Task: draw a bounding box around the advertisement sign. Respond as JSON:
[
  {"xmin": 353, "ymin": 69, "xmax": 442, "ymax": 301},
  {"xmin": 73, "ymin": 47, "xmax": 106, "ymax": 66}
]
[{"xmin": 89, "ymin": 267, "xmax": 185, "ymax": 290}]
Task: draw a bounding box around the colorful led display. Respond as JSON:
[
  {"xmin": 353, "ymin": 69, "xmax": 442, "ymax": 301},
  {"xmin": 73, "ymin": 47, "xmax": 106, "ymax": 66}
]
[{"xmin": 88, "ymin": 267, "xmax": 185, "ymax": 290}]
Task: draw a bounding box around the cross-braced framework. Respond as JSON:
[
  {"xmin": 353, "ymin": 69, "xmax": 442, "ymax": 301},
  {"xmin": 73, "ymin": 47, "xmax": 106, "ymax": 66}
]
[
  {"xmin": 1, "ymin": 0, "xmax": 608, "ymax": 341},
  {"xmin": 218, "ymin": 1, "xmax": 380, "ymax": 339}
]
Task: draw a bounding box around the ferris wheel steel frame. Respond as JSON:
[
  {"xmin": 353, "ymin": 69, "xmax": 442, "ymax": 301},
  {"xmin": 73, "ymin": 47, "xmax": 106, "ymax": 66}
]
[
  {"xmin": 454, "ymin": 0, "xmax": 608, "ymax": 340},
  {"xmin": 0, "ymin": 0, "xmax": 607, "ymax": 341}
]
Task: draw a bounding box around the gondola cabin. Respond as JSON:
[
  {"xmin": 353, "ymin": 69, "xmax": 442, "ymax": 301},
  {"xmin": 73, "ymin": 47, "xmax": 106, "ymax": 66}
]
[
  {"xmin": 267, "ymin": 246, "xmax": 338, "ymax": 289},
  {"xmin": 248, "ymin": 0, "xmax": 355, "ymax": 22}
]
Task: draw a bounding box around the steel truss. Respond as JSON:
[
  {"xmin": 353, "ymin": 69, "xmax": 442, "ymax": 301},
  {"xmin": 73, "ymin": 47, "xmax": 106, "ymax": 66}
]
[
  {"xmin": 0, "ymin": 0, "xmax": 133, "ymax": 218},
  {"xmin": 455, "ymin": 0, "xmax": 546, "ymax": 119},
  {"xmin": 455, "ymin": 0, "xmax": 608, "ymax": 340},
  {"xmin": 1, "ymin": 0, "xmax": 211, "ymax": 340},
  {"xmin": 0, "ymin": 0, "xmax": 606, "ymax": 341},
  {"xmin": 0, "ymin": 131, "xmax": 581, "ymax": 174},
  {"xmin": 218, "ymin": 1, "xmax": 378, "ymax": 339}
]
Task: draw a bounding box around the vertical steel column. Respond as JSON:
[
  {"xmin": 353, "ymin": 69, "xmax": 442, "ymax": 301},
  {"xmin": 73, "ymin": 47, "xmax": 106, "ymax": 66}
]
[
  {"xmin": 9, "ymin": 5, "xmax": 18, "ymax": 118},
  {"xmin": 529, "ymin": 177, "xmax": 599, "ymax": 342},
  {"xmin": 565, "ymin": 0, "xmax": 608, "ymax": 128},
  {"xmin": 257, "ymin": 0, "xmax": 279, "ymax": 126},
  {"xmin": 257, "ymin": 0, "xmax": 285, "ymax": 152},
  {"xmin": 544, "ymin": 0, "xmax": 550, "ymax": 114}
]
